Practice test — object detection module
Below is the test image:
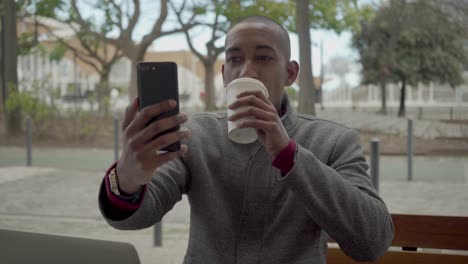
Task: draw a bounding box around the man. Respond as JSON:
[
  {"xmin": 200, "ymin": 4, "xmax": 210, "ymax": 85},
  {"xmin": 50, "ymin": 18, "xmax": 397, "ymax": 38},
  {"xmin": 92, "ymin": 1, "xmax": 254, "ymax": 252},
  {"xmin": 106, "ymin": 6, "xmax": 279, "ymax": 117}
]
[{"xmin": 99, "ymin": 15, "xmax": 394, "ymax": 263}]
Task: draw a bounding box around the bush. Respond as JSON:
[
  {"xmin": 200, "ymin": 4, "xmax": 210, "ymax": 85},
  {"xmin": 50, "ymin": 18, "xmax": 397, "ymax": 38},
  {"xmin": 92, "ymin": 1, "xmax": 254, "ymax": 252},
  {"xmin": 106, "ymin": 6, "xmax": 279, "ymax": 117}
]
[
  {"xmin": 5, "ymin": 84, "xmax": 58, "ymax": 138},
  {"xmin": 4, "ymin": 82, "xmax": 111, "ymax": 144}
]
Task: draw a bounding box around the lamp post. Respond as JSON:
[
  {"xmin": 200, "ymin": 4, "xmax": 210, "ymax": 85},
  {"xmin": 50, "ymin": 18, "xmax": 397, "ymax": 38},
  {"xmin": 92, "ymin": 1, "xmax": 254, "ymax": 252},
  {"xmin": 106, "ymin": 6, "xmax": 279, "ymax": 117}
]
[
  {"xmin": 313, "ymin": 40, "xmax": 324, "ymax": 110},
  {"xmin": 0, "ymin": 2, "xmax": 5, "ymax": 110},
  {"xmin": 319, "ymin": 40, "xmax": 324, "ymax": 110}
]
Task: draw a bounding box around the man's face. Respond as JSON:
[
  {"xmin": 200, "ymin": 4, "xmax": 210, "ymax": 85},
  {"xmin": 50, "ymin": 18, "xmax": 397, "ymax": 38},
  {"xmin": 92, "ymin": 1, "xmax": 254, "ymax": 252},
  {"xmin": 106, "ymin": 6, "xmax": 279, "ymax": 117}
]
[{"xmin": 222, "ymin": 22, "xmax": 296, "ymax": 110}]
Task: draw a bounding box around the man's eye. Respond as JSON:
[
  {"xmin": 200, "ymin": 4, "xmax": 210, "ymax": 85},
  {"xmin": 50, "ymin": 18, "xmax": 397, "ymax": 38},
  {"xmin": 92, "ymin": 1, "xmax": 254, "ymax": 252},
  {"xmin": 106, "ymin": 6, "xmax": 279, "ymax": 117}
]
[
  {"xmin": 257, "ymin": 56, "xmax": 272, "ymax": 61},
  {"xmin": 227, "ymin": 57, "xmax": 241, "ymax": 63}
]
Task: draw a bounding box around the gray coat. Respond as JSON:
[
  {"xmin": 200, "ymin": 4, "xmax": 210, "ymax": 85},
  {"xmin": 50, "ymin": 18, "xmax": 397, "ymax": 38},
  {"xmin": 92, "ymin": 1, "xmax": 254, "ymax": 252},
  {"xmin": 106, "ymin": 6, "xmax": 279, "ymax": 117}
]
[{"xmin": 99, "ymin": 97, "xmax": 394, "ymax": 264}]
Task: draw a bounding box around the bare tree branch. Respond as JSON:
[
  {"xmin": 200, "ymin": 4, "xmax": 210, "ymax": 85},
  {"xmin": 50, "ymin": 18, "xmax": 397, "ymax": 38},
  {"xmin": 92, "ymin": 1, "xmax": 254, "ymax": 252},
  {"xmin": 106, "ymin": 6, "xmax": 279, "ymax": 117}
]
[
  {"xmin": 42, "ymin": 26, "xmax": 101, "ymax": 72},
  {"xmin": 108, "ymin": 0, "xmax": 125, "ymax": 33},
  {"xmin": 211, "ymin": 5, "xmax": 220, "ymax": 42},
  {"xmin": 62, "ymin": 22, "xmax": 106, "ymax": 65},
  {"xmin": 18, "ymin": 12, "xmax": 41, "ymax": 51},
  {"xmin": 214, "ymin": 46, "xmax": 224, "ymax": 55},
  {"xmin": 125, "ymin": 0, "xmax": 133, "ymax": 28},
  {"xmin": 69, "ymin": 0, "xmax": 121, "ymax": 47},
  {"xmin": 111, "ymin": 43, "xmax": 124, "ymax": 62},
  {"xmin": 65, "ymin": 43, "xmax": 101, "ymax": 73},
  {"xmin": 140, "ymin": 0, "xmax": 168, "ymax": 47},
  {"xmin": 70, "ymin": 0, "xmax": 90, "ymax": 30},
  {"xmin": 41, "ymin": 19, "xmax": 123, "ymax": 75},
  {"xmin": 123, "ymin": 0, "xmax": 140, "ymax": 41},
  {"xmin": 169, "ymin": 0, "xmax": 206, "ymax": 62}
]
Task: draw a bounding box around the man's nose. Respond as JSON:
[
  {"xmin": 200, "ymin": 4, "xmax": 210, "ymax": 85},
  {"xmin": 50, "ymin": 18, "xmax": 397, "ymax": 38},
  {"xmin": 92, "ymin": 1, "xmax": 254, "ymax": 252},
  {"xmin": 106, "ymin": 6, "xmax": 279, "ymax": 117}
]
[{"xmin": 239, "ymin": 60, "xmax": 258, "ymax": 79}]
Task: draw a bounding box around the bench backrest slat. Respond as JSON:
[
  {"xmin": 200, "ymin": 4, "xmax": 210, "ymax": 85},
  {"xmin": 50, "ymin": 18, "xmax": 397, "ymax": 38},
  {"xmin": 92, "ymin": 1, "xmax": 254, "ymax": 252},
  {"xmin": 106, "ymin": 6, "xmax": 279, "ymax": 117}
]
[
  {"xmin": 327, "ymin": 214, "xmax": 468, "ymax": 264},
  {"xmin": 327, "ymin": 247, "xmax": 468, "ymax": 264},
  {"xmin": 391, "ymin": 214, "xmax": 468, "ymax": 250}
]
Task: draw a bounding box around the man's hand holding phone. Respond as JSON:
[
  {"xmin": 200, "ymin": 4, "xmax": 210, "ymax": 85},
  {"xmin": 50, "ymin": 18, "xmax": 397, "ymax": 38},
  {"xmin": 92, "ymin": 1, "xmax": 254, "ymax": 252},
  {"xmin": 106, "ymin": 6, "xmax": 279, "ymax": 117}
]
[{"xmin": 116, "ymin": 97, "xmax": 190, "ymax": 194}]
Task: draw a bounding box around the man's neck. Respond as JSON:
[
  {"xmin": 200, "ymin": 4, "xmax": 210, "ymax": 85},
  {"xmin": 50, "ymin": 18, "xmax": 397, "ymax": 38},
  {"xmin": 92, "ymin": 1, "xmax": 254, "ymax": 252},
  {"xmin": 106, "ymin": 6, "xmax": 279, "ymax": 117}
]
[{"xmin": 277, "ymin": 99, "xmax": 287, "ymax": 117}]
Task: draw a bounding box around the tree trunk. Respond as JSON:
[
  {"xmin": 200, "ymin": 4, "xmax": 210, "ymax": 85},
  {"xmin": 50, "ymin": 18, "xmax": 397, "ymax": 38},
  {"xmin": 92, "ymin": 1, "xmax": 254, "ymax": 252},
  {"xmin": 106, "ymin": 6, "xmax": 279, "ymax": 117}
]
[
  {"xmin": 98, "ymin": 71, "xmax": 111, "ymax": 114},
  {"xmin": 128, "ymin": 46, "xmax": 147, "ymax": 100},
  {"xmin": 398, "ymin": 78, "xmax": 406, "ymax": 117},
  {"xmin": 204, "ymin": 61, "xmax": 216, "ymax": 111},
  {"xmin": 378, "ymin": 79, "xmax": 387, "ymax": 115},
  {"xmin": 3, "ymin": 0, "xmax": 21, "ymax": 135},
  {"xmin": 296, "ymin": 0, "xmax": 315, "ymax": 115},
  {"xmin": 129, "ymin": 59, "xmax": 138, "ymax": 100},
  {"xmin": 0, "ymin": 12, "xmax": 5, "ymax": 115}
]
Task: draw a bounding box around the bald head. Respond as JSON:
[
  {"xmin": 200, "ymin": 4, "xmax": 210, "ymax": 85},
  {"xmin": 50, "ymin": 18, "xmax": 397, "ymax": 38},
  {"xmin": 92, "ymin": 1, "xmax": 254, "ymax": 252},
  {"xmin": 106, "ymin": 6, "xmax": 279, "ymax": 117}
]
[{"xmin": 226, "ymin": 15, "xmax": 291, "ymax": 61}]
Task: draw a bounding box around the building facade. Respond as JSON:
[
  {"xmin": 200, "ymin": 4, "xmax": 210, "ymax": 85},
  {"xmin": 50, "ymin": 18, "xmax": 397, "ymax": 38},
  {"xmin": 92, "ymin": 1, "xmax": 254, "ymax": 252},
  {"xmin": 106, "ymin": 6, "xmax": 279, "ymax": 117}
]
[{"xmin": 16, "ymin": 16, "xmax": 226, "ymax": 112}]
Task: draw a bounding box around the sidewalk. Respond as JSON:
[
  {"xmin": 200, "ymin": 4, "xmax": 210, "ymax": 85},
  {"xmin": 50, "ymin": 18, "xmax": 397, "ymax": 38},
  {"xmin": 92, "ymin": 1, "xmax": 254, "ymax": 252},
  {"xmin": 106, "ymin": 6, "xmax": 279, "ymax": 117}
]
[
  {"xmin": 1, "ymin": 165, "xmax": 467, "ymax": 263},
  {"xmin": 0, "ymin": 167, "xmax": 190, "ymax": 264},
  {"xmin": 317, "ymin": 109, "xmax": 468, "ymax": 139}
]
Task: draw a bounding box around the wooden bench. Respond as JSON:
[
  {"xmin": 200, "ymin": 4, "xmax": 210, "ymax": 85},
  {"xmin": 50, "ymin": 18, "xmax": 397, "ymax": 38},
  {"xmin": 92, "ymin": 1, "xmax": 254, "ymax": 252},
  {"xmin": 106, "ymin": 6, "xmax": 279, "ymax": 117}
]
[{"xmin": 327, "ymin": 214, "xmax": 468, "ymax": 263}]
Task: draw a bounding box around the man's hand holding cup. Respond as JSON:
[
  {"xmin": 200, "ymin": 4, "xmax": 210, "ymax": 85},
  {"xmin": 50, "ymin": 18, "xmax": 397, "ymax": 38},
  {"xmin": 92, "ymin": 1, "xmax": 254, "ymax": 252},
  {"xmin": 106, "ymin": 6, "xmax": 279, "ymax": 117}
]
[{"xmin": 227, "ymin": 78, "xmax": 290, "ymax": 158}]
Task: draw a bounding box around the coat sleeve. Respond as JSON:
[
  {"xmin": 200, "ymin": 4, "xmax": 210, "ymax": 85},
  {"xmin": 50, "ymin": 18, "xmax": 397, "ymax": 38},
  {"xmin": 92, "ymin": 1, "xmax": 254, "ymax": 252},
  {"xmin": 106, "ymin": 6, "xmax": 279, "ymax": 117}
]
[
  {"xmin": 279, "ymin": 128, "xmax": 394, "ymax": 262},
  {"xmin": 98, "ymin": 158, "xmax": 190, "ymax": 231}
]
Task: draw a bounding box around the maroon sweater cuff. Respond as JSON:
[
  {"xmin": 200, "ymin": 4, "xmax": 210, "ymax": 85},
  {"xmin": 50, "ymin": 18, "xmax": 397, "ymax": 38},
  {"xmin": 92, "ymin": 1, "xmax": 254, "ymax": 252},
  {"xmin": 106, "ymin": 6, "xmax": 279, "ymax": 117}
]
[
  {"xmin": 104, "ymin": 162, "xmax": 146, "ymax": 211},
  {"xmin": 272, "ymin": 140, "xmax": 296, "ymax": 175}
]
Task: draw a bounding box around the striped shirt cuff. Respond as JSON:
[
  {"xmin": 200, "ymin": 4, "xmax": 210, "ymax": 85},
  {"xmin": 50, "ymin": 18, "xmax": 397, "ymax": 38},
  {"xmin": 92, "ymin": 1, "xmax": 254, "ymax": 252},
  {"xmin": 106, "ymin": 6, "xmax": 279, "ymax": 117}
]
[{"xmin": 104, "ymin": 162, "xmax": 147, "ymax": 211}]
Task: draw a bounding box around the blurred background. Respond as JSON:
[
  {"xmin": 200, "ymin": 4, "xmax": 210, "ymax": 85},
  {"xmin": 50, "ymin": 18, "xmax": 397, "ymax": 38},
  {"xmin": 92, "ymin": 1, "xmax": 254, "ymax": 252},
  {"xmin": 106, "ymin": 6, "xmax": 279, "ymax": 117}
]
[{"xmin": 0, "ymin": 0, "xmax": 467, "ymax": 263}]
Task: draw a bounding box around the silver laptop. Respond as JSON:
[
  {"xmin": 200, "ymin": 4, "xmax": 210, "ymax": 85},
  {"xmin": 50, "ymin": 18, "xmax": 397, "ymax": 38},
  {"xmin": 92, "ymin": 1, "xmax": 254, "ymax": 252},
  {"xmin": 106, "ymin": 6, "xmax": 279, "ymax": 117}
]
[{"xmin": 0, "ymin": 229, "xmax": 140, "ymax": 264}]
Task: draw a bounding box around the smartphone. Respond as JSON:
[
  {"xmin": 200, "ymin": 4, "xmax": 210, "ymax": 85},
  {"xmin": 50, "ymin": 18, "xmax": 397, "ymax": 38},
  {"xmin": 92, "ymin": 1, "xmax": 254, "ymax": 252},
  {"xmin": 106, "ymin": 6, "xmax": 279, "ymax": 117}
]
[{"xmin": 137, "ymin": 61, "xmax": 180, "ymax": 152}]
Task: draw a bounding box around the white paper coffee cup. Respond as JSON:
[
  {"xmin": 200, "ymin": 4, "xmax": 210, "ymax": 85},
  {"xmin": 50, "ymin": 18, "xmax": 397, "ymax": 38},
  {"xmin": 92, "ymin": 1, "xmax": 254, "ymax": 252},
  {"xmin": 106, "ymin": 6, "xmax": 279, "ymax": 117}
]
[{"xmin": 226, "ymin": 77, "xmax": 269, "ymax": 144}]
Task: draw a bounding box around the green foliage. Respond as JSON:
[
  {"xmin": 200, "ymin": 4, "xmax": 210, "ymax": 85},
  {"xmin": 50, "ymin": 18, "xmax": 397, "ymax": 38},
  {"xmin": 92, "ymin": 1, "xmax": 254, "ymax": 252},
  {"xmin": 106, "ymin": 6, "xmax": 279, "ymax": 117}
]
[
  {"xmin": 353, "ymin": 0, "xmax": 468, "ymax": 88},
  {"xmin": 16, "ymin": 0, "xmax": 64, "ymax": 18},
  {"xmin": 5, "ymin": 81, "xmax": 58, "ymax": 137},
  {"xmin": 16, "ymin": 0, "xmax": 65, "ymax": 57},
  {"xmin": 6, "ymin": 91, "xmax": 54, "ymax": 121},
  {"xmin": 17, "ymin": 32, "xmax": 37, "ymax": 55},
  {"xmin": 5, "ymin": 82, "xmax": 56, "ymax": 117},
  {"xmin": 306, "ymin": 0, "xmax": 362, "ymax": 33},
  {"xmin": 220, "ymin": 0, "xmax": 373, "ymax": 36},
  {"xmin": 49, "ymin": 42, "xmax": 67, "ymax": 61},
  {"xmin": 221, "ymin": 0, "xmax": 294, "ymax": 30},
  {"xmin": 193, "ymin": 6, "xmax": 207, "ymax": 15},
  {"xmin": 35, "ymin": 0, "xmax": 65, "ymax": 17},
  {"xmin": 76, "ymin": 29, "xmax": 100, "ymax": 50},
  {"xmin": 97, "ymin": 0, "xmax": 119, "ymax": 34},
  {"xmin": 4, "ymin": 80, "xmax": 105, "ymax": 140},
  {"xmin": 285, "ymin": 86, "xmax": 297, "ymax": 101}
]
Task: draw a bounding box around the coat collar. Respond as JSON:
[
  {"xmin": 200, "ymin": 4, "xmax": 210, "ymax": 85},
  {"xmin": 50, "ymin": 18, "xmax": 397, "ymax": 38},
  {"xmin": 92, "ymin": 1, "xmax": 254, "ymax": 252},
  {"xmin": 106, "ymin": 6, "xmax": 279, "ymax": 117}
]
[{"xmin": 279, "ymin": 93, "xmax": 299, "ymax": 133}]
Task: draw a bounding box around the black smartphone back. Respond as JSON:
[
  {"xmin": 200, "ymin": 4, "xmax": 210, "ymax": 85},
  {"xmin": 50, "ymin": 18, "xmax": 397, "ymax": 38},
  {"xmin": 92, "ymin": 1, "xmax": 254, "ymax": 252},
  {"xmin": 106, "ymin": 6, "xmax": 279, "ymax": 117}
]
[{"xmin": 137, "ymin": 61, "xmax": 180, "ymax": 152}]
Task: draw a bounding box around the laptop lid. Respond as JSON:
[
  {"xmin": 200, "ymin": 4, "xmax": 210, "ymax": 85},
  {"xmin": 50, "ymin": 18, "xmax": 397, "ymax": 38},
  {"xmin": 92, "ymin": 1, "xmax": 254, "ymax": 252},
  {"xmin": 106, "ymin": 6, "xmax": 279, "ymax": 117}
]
[{"xmin": 0, "ymin": 229, "xmax": 140, "ymax": 264}]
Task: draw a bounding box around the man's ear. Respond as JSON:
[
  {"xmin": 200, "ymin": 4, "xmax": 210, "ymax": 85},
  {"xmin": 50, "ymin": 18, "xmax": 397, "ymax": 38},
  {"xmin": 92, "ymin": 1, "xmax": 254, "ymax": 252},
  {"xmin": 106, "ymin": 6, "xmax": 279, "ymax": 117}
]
[
  {"xmin": 285, "ymin": 60, "xmax": 299, "ymax": 86},
  {"xmin": 222, "ymin": 64, "xmax": 227, "ymax": 87}
]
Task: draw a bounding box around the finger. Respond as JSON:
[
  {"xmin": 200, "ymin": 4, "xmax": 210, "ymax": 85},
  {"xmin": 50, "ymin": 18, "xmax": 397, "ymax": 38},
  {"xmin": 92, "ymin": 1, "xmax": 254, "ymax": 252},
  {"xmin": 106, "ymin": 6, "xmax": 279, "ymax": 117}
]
[
  {"xmin": 228, "ymin": 106, "xmax": 277, "ymax": 122},
  {"xmin": 143, "ymin": 127, "xmax": 191, "ymax": 153},
  {"xmin": 135, "ymin": 113, "xmax": 188, "ymax": 145},
  {"xmin": 238, "ymin": 119, "xmax": 277, "ymax": 132},
  {"xmin": 122, "ymin": 97, "xmax": 139, "ymax": 131},
  {"xmin": 127, "ymin": 99, "xmax": 177, "ymax": 135},
  {"xmin": 128, "ymin": 139, "xmax": 188, "ymax": 176},
  {"xmin": 228, "ymin": 93, "xmax": 275, "ymax": 113},
  {"xmin": 152, "ymin": 144, "xmax": 189, "ymax": 167},
  {"xmin": 237, "ymin": 90, "xmax": 270, "ymax": 104}
]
